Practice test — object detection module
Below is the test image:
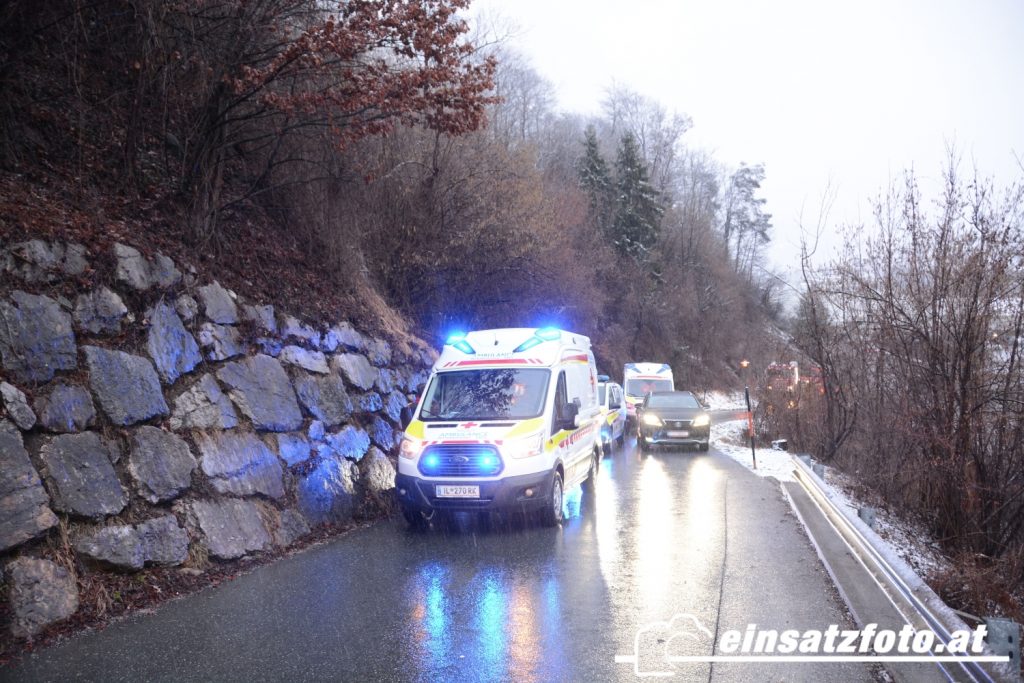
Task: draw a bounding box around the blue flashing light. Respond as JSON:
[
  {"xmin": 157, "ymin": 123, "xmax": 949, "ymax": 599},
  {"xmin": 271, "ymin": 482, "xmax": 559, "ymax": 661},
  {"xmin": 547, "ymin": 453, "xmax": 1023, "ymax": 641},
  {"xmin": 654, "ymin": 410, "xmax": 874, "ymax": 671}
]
[
  {"xmin": 446, "ymin": 332, "xmax": 466, "ymax": 344},
  {"xmin": 536, "ymin": 327, "xmax": 561, "ymax": 341},
  {"xmin": 513, "ymin": 337, "xmax": 542, "ymax": 353},
  {"xmin": 423, "ymin": 454, "xmax": 440, "ymax": 470},
  {"xmin": 452, "ymin": 340, "xmax": 475, "ymax": 354},
  {"xmin": 479, "ymin": 455, "xmax": 495, "ymax": 467}
]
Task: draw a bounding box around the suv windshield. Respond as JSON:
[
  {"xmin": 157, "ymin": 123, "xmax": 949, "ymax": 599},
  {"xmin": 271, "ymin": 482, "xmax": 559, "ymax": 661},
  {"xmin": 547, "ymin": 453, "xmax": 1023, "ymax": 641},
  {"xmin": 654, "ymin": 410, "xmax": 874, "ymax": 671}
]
[
  {"xmin": 625, "ymin": 378, "xmax": 673, "ymax": 397},
  {"xmin": 646, "ymin": 393, "xmax": 700, "ymax": 409},
  {"xmin": 419, "ymin": 369, "xmax": 551, "ymax": 421}
]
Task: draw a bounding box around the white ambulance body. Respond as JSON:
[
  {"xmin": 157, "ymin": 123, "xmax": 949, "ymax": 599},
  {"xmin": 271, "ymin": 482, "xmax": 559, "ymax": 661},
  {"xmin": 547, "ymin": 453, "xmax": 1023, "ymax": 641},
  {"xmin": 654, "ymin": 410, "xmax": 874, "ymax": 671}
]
[
  {"xmin": 622, "ymin": 362, "xmax": 675, "ymax": 424},
  {"xmin": 396, "ymin": 328, "xmax": 602, "ymax": 528}
]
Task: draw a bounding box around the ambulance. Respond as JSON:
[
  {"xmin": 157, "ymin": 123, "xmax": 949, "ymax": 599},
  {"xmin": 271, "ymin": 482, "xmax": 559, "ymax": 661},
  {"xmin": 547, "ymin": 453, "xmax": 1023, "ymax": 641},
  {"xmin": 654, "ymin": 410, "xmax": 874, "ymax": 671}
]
[
  {"xmin": 396, "ymin": 328, "xmax": 602, "ymax": 528},
  {"xmin": 623, "ymin": 362, "xmax": 675, "ymax": 425}
]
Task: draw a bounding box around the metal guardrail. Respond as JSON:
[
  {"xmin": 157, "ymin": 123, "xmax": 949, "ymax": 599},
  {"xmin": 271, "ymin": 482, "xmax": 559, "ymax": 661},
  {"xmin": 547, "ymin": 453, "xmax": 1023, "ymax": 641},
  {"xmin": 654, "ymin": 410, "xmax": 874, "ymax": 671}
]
[{"xmin": 791, "ymin": 455, "xmax": 1004, "ymax": 683}]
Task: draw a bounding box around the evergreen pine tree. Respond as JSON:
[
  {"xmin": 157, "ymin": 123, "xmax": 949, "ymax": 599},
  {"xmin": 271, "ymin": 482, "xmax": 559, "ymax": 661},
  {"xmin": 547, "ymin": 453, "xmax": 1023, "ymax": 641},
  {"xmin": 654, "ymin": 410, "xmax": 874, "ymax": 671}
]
[
  {"xmin": 613, "ymin": 132, "xmax": 663, "ymax": 260},
  {"xmin": 577, "ymin": 126, "xmax": 614, "ymax": 237}
]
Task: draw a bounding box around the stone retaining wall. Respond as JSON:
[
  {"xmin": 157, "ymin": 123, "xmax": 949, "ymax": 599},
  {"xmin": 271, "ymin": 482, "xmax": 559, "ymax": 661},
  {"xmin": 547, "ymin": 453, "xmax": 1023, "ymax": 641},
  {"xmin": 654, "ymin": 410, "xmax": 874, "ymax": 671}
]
[{"xmin": 0, "ymin": 239, "xmax": 434, "ymax": 638}]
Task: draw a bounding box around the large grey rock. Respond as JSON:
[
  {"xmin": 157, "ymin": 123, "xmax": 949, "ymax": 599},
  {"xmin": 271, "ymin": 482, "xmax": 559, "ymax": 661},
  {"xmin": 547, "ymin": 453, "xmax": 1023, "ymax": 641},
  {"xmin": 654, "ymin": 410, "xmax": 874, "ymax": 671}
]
[
  {"xmin": 364, "ymin": 338, "xmax": 392, "ymax": 367},
  {"xmin": 83, "ymin": 346, "xmax": 169, "ymax": 425},
  {"xmin": 322, "ymin": 322, "xmax": 365, "ymax": 353},
  {"xmin": 113, "ymin": 243, "xmax": 180, "ymax": 290},
  {"xmin": 360, "ymin": 447, "xmax": 397, "ymax": 493},
  {"xmin": 195, "ymin": 431, "xmax": 285, "ymax": 499},
  {"xmin": 356, "ymin": 391, "xmax": 383, "ymax": 414},
  {"xmin": 73, "ymin": 287, "xmax": 128, "ymax": 335},
  {"xmin": 279, "ymin": 345, "xmax": 329, "ymax": 374},
  {"xmin": 6, "ymin": 557, "xmax": 79, "ymax": 638},
  {"xmin": 319, "ymin": 425, "xmax": 371, "ymax": 461},
  {"xmin": 198, "ymin": 323, "xmax": 243, "ymax": 361},
  {"xmin": 332, "ymin": 353, "xmax": 378, "ymax": 391},
  {"xmin": 74, "ymin": 525, "xmax": 142, "ymax": 570},
  {"xmin": 242, "ymin": 304, "xmax": 276, "ymax": 333},
  {"xmin": 174, "ymin": 294, "xmax": 199, "ymax": 322},
  {"xmin": 150, "ymin": 253, "xmax": 182, "ymax": 288},
  {"xmin": 6, "ymin": 240, "xmax": 88, "ymax": 283},
  {"xmin": 280, "ymin": 315, "xmax": 320, "ymax": 347},
  {"xmin": 0, "ymin": 418, "xmax": 19, "ymax": 438},
  {"xmin": 375, "ymin": 368, "xmax": 399, "ymax": 394},
  {"xmin": 137, "ymin": 515, "xmax": 190, "ymax": 566},
  {"xmin": 217, "ymin": 355, "xmax": 302, "ymax": 432},
  {"xmin": 187, "ymin": 499, "xmax": 272, "ymax": 560},
  {"xmin": 275, "ymin": 433, "xmax": 311, "ymax": 466},
  {"xmin": 1, "ymin": 382, "xmax": 36, "ymax": 430},
  {"xmin": 198, "ymin": 281, "xmax": 238, "ymax": 324},
  {"xmin": 369, "ymin": 416, "xmax": 397, "ymax": 451},
  {"xmin": 128, "ymin": 426, "xmax": 196, "ymax": 503},
  {"xmin": 74, "ymin": 515, "xmax": 189, "ymax": 570},
  {"xmin": 268, "ymin": 508, "xmax": 310, "ymax": 548},
  {"xmin": 0, "ymin": 291, "xmax": 77, "ymax": 382},
  {"xmin": 147, "ymin": 301, "xmax": 201, "ymax": 384},
  {"xmin": 169, "ymin": 374, "xmax": 238, "ymax": 431},
  {"xmin": 292, "ymin": 373, "xmax": 352, "ymax": 427},
  {"xmin": 33, "ymin": 383, "xmax": 96, "ymax": 433},
  {"xmin": 39, "ymin": 433, "xmax": 127, "ymax": 518},
  {"xmin": 0, "ymin": 433, "xmax": 58, "ymax": 552},
  {"xmin": 297, "ymin": 456, "xmax": 359, "ymax": 525},
  {"xmin": 383, "ymin": 390, "xmax": 409, "ymax": 423}
]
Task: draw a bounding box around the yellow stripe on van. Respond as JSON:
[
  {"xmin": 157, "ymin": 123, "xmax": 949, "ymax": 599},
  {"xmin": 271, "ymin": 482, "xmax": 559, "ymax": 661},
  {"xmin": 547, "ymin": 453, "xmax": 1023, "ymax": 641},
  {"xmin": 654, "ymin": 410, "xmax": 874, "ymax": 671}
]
[
  {"xmin": 505, "ymin": 417, "xmax": 545, "ymax": 439},
  {"xmin": 405, "ymin": 420, "xmax": 425, "ymax": 439}
]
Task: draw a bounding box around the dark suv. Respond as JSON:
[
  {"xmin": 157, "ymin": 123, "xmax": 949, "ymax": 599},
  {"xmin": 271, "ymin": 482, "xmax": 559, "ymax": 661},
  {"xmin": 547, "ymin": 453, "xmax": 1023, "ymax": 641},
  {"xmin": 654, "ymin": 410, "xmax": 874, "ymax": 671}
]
[{"xmin": 636, "ymin": 391, "xmax": 711, "ymax": 452}]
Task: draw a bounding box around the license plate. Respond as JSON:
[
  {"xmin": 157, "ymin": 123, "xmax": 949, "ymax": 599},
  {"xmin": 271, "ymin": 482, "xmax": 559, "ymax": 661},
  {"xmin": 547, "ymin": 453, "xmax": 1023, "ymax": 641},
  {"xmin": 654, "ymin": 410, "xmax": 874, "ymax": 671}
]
[
  {"xmin": 667, "ymin": 430, "xmax": 690, "ymax": 437},
  {"xmin": 436, "ymin": 485, "xmax": 480, "ymax": 498}
]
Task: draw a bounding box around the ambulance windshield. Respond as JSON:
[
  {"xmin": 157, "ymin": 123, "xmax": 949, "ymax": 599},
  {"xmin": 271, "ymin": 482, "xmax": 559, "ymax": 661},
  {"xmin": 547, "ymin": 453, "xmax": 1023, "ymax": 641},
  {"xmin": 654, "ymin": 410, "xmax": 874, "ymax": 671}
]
[{"xmin": 419, "ymin": 369, "xmax": 550, "ymax": 421}]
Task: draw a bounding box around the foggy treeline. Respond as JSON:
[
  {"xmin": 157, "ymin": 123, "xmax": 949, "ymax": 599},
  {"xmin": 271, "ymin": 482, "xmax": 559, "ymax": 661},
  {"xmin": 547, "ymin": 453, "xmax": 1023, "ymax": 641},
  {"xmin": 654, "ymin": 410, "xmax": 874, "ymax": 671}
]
[
  {"xmin": 772, "ymin": 166, "xmax": 1024, "ymax": 609},
  {"xmin": 0, "ymin": 0, "xmax": 783, "ymax": 384}
]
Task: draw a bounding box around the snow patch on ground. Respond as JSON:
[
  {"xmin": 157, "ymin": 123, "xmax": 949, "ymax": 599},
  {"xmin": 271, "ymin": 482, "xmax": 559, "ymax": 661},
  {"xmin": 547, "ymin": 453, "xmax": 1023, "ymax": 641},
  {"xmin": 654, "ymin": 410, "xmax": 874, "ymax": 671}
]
[
  {"xmin": 703, "ymin": 390, "xmax": 746, "ymax": 411},
  {"xmin": 713, "ymin": 418, "xmax": 796, "ymax": 482}
]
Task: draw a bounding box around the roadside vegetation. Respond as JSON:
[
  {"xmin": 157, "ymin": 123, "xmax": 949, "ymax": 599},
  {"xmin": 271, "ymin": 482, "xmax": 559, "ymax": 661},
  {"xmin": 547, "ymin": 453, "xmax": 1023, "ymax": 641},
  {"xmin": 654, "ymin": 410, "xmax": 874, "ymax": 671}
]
[
  {"xmin": 0, "ymin": 0, "xmax": 784, "ymax": 387},
  {"xmin": 761, "ymin": 164, "xmax": 1024, "ymax": 621}
]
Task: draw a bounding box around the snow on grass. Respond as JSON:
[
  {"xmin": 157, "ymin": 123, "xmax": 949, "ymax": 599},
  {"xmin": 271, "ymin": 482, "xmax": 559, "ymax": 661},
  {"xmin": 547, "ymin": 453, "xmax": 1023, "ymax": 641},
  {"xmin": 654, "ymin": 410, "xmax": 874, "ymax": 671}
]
[
  {"xmin": 703, "ymin": 390, "xmax": 747, "ymax": 411},
  {"xmin": 816, "ymin": 466, "xmax": 952, "ymax": 578},
  {"xmin": 712, "ymin": 413, "xmax": 795, "ymax": 482}
]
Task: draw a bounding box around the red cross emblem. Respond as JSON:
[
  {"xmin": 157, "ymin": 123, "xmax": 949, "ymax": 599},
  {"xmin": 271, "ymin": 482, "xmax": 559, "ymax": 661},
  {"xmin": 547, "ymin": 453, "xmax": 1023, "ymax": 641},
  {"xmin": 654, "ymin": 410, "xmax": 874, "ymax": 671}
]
[{"xmin": 460, "ymin": 421, "xmax": 480, "ymax": 429}]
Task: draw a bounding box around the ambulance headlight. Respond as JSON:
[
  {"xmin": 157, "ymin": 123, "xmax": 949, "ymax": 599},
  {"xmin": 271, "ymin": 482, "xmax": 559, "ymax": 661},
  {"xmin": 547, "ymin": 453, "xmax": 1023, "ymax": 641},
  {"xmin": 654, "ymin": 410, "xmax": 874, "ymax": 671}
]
[
  {"xmin": 399, "ymin": 437, "xmax": 423, "ymax": 460},
  {"xmin": 692, "ymin": 414, "xmax": 710, "ymax": 427},
  {"xmin": 506, "ymin": 433, "xmax": 544, "ymax": 459},
  {"xmin": 642, "ymin": 414, "xmax": 663, "ymax": 427}
]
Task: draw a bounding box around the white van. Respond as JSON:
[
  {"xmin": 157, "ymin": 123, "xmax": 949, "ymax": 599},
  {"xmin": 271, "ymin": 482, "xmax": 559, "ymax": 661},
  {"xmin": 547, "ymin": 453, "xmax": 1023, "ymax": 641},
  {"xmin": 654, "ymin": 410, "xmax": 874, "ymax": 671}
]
[
  {"xmin": 396, "ymin": 328, "xmax": 601, "ymax": 528},
  {"xmin": 623, "ymin": 362, "xmax": 675, "ymax": 425}
]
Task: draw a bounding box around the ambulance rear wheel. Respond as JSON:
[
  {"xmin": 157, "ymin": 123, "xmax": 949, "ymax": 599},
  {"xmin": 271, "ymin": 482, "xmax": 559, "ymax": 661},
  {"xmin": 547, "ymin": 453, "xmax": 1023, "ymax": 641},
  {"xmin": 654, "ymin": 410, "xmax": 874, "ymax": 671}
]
[
  {"xmin": 617, "ymin": 431, "xmax": 626, "ymax": 447},
  {"xmin": 582, "ymin": 449, "xmax": 599, "ymax": 491},
  {"xmin": 539, "ymin": 471, "xmax": 564, "ymax": 527}
]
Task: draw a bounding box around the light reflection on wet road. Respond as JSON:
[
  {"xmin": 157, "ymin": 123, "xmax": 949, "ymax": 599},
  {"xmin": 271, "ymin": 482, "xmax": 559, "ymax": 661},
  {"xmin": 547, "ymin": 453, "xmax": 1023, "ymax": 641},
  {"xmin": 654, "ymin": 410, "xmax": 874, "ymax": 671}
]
[{"xmin": 4, "ymin": 434, "xmax": 873, "ymax": 682}]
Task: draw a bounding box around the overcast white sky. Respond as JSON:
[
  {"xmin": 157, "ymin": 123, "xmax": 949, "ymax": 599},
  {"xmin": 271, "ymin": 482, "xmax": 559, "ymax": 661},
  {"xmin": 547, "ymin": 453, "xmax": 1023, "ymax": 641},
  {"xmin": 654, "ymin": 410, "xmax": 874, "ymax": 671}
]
[{"xmin": 470, "ymin": 0, "xmax": 1024, "ymax": 278}]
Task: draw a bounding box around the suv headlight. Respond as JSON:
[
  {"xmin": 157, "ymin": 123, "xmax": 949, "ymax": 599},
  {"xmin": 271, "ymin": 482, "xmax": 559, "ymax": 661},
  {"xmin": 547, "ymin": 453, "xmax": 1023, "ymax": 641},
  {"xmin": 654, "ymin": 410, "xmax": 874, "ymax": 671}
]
[
  {"xmin": 506, "ymin": 433, "xmax": 544, "ymax": 459},
  {"xmin": 691, "ymin": 414, "xmax": 710, "ymax": 427},
  {"xmin": 399, "ymin": 437, "xmax": 423, "ymax": 459},
  {"xmin": 642, "ymin": 414, "xmax": 663, "ymax": 426}
]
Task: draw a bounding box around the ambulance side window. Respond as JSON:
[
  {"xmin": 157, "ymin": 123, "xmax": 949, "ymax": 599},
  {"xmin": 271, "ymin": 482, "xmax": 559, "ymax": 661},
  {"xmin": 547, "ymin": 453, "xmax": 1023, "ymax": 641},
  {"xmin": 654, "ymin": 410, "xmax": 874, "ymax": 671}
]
[
  {"xmin": 609, "ymin": 386, "xmax": 621, "ymax": 410},
  {"xmin": 552, "ymin": 371, "xmax": 568, "ymax": 435}
]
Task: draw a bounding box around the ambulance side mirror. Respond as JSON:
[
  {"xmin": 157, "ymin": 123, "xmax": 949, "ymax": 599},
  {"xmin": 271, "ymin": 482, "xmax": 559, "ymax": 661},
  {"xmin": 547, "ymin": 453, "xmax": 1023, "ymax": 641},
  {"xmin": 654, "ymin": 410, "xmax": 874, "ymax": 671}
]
[{"xmin": 400, "ymin": 404, "xmax": 415, "ymax": 429}]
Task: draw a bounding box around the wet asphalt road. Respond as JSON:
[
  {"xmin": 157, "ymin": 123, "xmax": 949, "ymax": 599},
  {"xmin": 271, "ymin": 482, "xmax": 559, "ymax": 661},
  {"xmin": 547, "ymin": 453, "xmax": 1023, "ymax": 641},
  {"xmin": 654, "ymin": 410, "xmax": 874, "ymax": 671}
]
[{"xmin": 5, "ymin": 420, "xmax": 875, "ymax": 682}]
